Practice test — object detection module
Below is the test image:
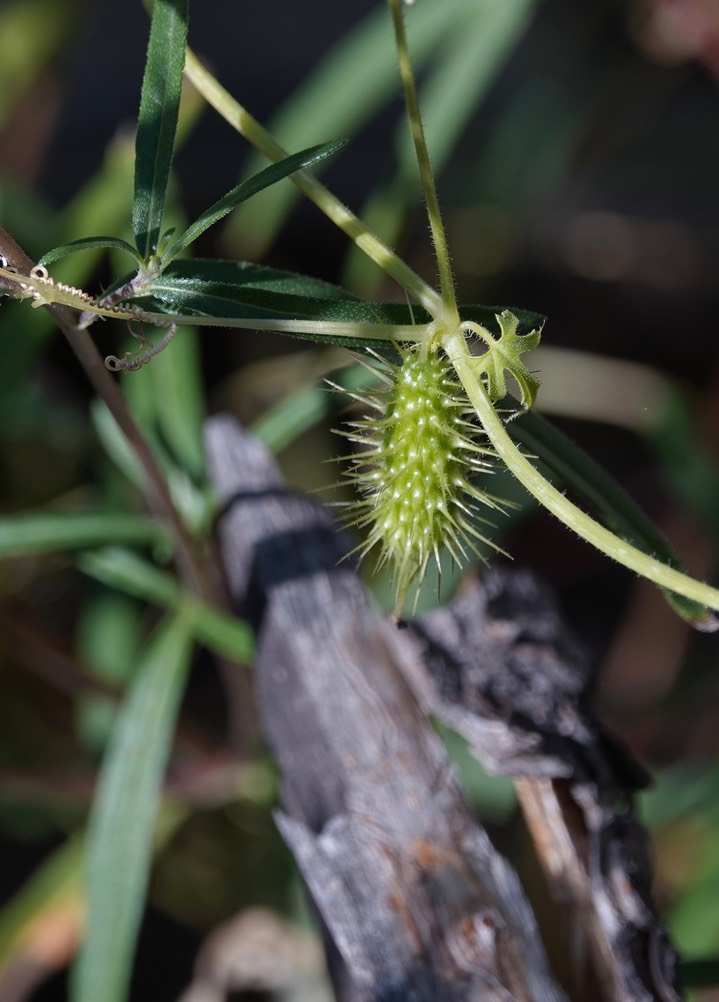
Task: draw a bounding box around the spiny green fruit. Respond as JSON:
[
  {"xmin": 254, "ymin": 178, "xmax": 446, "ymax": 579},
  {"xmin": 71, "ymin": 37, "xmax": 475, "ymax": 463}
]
[{"xmin": 340, "ymin": 343, "xmax": 508, "ymax": 613}]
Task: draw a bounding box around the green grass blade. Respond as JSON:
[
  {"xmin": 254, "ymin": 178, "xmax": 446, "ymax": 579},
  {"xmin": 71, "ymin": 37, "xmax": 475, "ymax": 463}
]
[
  {"xmin": 79, "ymin": 548, "xmax": 253, "ymax": 663},
  {"xmin": 509, "ymin": 401, "xmax": 718, "ymax": 629},
  {"xmin": 161, "ymin": 140, "xmax": 346, "ymax": 264},
  {"xmin": 0, "ymin": 511, "xmax": 167, "ymax": 556},
  {"xmin": 132, "ymin": 0, "xmax": 188, "ymax": 260},
  {"xmin": 71, "ymin": 614, "xmax": 194, "ymax": 1002}
]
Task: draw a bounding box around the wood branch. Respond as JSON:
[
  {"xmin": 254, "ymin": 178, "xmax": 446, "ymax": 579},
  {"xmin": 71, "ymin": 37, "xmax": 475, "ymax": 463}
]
[
  {"xmin": 206, "ymin": 414, "xmax": 566, "ymax": 1002},
  {"xmin": 407, "ymin": 574, "xmax": 681, "ymax": 1002}
]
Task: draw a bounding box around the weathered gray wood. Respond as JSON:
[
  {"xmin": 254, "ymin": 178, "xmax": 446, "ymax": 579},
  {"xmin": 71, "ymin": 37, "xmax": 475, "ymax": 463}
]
[
  {"xmin": 408, "ymin": 574, "xmax": 681, "ymax": 1002},
  {"xmin": 206, "ymin": 414, "xmax": 566, "ymax": 1002}
]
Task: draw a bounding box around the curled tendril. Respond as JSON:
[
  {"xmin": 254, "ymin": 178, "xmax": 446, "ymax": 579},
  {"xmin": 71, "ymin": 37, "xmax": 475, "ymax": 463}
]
[{"xmin": 105, "ymin": 323, "xmax": 179, "ymax": 372}]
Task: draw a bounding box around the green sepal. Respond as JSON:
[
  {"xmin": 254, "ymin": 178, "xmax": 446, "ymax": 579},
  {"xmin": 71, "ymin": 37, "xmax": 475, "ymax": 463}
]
[{"xmin": 470, "ymin": 309, "xmax": 542, "ymax": 408}]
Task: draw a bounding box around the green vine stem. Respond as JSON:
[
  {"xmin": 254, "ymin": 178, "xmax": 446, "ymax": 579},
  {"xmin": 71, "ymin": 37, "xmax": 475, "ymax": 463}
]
[
  {"xmin": 443, "ymin": 327, "xmax": 719, "ymax": 619},
  {"xmin": 388, "ymin": 0, "xmax": 456, "ymax": 317}
]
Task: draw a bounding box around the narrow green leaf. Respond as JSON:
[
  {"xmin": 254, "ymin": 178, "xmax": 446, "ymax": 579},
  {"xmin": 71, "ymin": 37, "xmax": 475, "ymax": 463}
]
[
  {"xmin": 0, "ymin": 511, "xmax": 167, "ymax": 557},
  {"xmin": 509, "ymin": 402, "xmax": 718, "ymax": 629},
  {"xmin": 132, "ymin": 0, "xmax": 188, "ymax": 259},
  {"xmin": 72, "ymin": 614, "xmax": 194, "ymax": 1002},
  {"xmin": 160, "ymin": 139, "xmax": 347, "ymax": 265},
  {"xmin": 132, "ymin": 261, "xmax": 544, "ymax": 349},
  {"xmin": 38, "ymin": 236, "xmax": 143, "ymax": 268},
  {"xmin": 79, "ymin": 548, "xmax": 253, "ymax": 663}
]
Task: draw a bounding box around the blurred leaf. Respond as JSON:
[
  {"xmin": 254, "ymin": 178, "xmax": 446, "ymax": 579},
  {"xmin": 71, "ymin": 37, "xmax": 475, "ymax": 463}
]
[
  {"xmin": 228, "ymin": 0, "xmax": 484, "ymax": 256},
  {"xmin": 641, "ymin": 767, "xmax": 719, "ymax": 830},
  {"xmin": 0, "ymin": 0, "xmax": 75, "ymax": 129},
  {"xmin": 509, "ymin": 402, "xmax": 718, "ymax": 629},
  {"xmin": 0, "ymin": 512, "xmax": 167, "ymax": 556},
  {"xmin": 160, "ymin": 139, "xmax": 347, "ymax": 265},
  {"xmin": 91, "ymin": 400, "xmax": 146, "ymax": 491},
  {"xmin": 71, "ymin": 614, "xmax": 194, "ymax": 1002},
  {"xmin": 0, "ymin": 833, "xmax": 84, "ymax": 974},
  {"xmin": 436, "ymin": 723, "xmax": 516, "ymax": 820},
  {"xmin": 75, "ymin": 590, "xmax": 144, "ymax": 752},
  {"xmin": 649, "ymin": 390, "xmax": 719, "ymax": 540},
  {"xmin": 345, "ymin": 0, "xmax": 537, "ymax": 291},
  {"xmin": 142, "ymin": 325, "xmax": 206, "ymax": 482},
  {"xmin": 92, "ymin": 392, "xmax": 212, "ymax": 534},
  {"xmin": 79, "ymin": 548, "xmax": 253, "ymax": 662},
  {"xmin": 250, "ymin": 359, "xmax": 376, "ymax": 453},
  {"xmin": 669, "ymin": 835, "xmax": 719, "ymax": 956},
  {"xmin": 132, "ymin": 0, "xmax": 188, "ymax": 259}
]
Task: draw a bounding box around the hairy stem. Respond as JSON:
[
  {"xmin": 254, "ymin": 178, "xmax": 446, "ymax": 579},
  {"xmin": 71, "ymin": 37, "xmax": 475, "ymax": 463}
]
[{"xmin": 388, "ymin": 0, "xmax": 457, "ymax": 318}]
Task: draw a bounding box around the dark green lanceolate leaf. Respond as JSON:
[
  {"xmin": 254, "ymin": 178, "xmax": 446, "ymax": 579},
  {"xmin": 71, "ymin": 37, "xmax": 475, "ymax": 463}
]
[
  {"xmin": 139, "ymin": 258, "xmax": 359, "ymax": 309},
  {"xmin": 160, "ymin": 139, "xmax": 347, "ymax": 265},
  {"xmin": 71, "ymin": 615, "xmax": 194, "ymax": 1002},
  {"xmin": 131, "ymin": 258, "xmax": 544, "ymax": 349},
  {"xmin": 509, "ymin": 402, "xmax": 718, "ymax": 630},
  {"xmin": 470, "ymin": 309, "xmax": 542, "ymax": 408},
  {"xmin": 132, "ymin": 0, "xmax": 188, "ymax": 260},
  {"xmin": 38, "ymin": 236, "xmax": 143, "ymax": 268}
]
